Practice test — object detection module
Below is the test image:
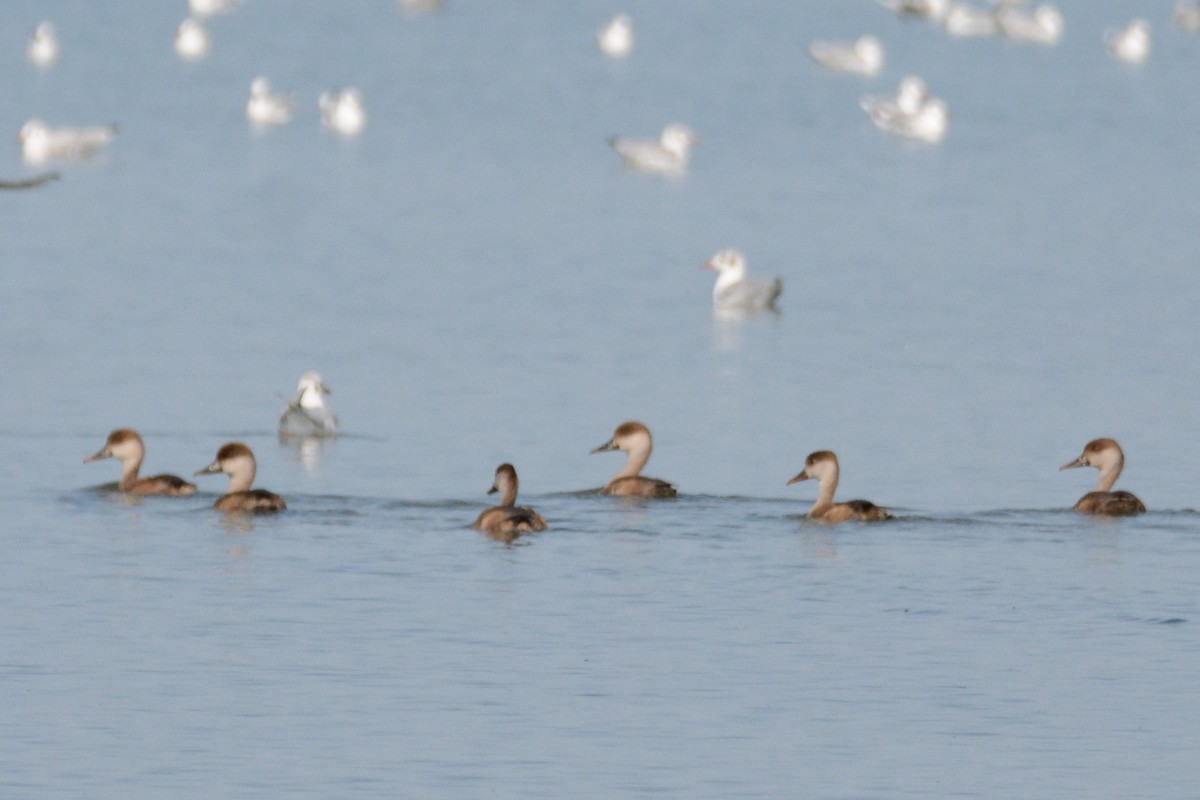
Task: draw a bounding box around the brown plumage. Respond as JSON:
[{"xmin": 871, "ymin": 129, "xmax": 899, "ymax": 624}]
[
  {"xmin": 1060, "ymin": 438, "xmax": 1145, "ymax": 516},
  {"xmin": 84, "ymin": 428, "xmax": 197, "ymax": 496},
  {"xmin": 473, "ymin": 463, "xmax": 547, "ymax": 541},
  {"xmin": 787, "ymin": 450, "xmax": 892, "ymax": 523},
  {"xmin": 591, "ymin": 421, "xmax": 677, "ymax": 498},
  {"xmin": 195, "ymin": 442, "xmax": 286, "ymax": 513}
]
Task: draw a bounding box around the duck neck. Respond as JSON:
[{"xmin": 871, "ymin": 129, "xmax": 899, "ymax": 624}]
[
  {"xmin": 118, "ymin": 454, "xmax": 144, "ymax": 491},
  {"xmin": 497, "ymin": 481, "xmax": 518, "ymax": 508},
  {"xmin": 1096, "ymin": 460, "xmax": 1122, "ymax": 493},
  {"xmin": 228, "ymin": 462, "xmax": 255, "ymax": 494},
  {"xmin": 808, "ymin": 471, "xmax": 839, "ymax": 517},
  {"xmin": 615, "ymin": 443, "xmax": 652, "ymax": 480}
]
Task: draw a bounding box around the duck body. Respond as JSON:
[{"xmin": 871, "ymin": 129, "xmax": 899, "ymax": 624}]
[
  {"xmin": 788, "ymin": 450, "xmax": 892, "ymax": 523},
  {"xmin": 85, "ymin": 428, "xmax": 197, "ymax": 496},
  {"xmin": 592, "ymin": 421, "xmax": 677, "ymax": 498},
  {"xmin": 473, "ymin": 464, "xmax": 547, "ymax": 540},
  {"xmin": 196, "ymin": 442, "xmax": 286, "ymax": 513},
  {"xmin": 1060, "ymin": 438, "xmax": 1145, "ymax": 516}
]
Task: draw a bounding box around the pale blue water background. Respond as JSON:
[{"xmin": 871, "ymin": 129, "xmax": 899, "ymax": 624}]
[{"xmin": 3, "ymin": 1, "xmax": 1200, "ymax": 797}]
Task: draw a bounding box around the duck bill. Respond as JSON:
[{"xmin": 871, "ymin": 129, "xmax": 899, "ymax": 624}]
[
  {"xmin": 786, "ymin": 472, "xmax": 809, "ymax": 485},
  {"xmin": 1059, "ymin": 456, "xmax": 1086, "ymax": 471},
  {"xmin": 590, "ymin": 439, "xmax": 617, "ymax": 454},
  {"xmin": 487, "ymin": 484, "xmax": 498, "ymax": 495},
  {"xmin": 83, "ymin": 445, "xmax": 111, "ymax": 464},
  {"xmin": 194, "ymin": 460, "xmax": 222, "ymax": 477}
]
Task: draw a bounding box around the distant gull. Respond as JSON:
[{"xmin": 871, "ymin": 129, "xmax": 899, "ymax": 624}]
[
  {"xmin": 996, "ymin": 3, "xmax": 1063, "ymax": 45},
  {"xmin": 320, "ymin": 88, "xmax": 367, "ymax": 136},
  {"xmin": 876, "ymin": 0, "xmax": 950, "ymax": 23},
  {"xmin": 247, "ymin": 77, "xmax": 296, "ymax": 126},
  {"xmin": 1106, "ymin": 18, "xmax": 1151, "ymax": 64},
  {"xmin": 598, "ymin": 14, "xmax": 634, "ymax": 58},
  {"xmin": 175, "ymin": 17, "xmax": 212, "ymax": 61},
  {"xmin": 609, "ymin": 123, "xmax": 698, "ymax": 174},
  {"xmin": 189, "ymin": 0, "xmax": 240, "ymax": 17},
  {"xmin": 944, "ymin": 4, "xmax": 998, "ymax": 38},
  {"xmin": 18, "ymin": 119, "xmax": 118, "ymax": 164},
  {"xmin": 704, "ymin": 249, "xmax": 783, "ymax": 313},
  {"xmin": 26, "ymin": 22, "xmax": 59, "ymax": 68},
  {"xmin": 807, "ymin": 35, "xmax": 884, "ymax": 76},
  {"xmin": 861, "ymin": 76, "xmax": 948, "ymax": 143},
  {"xmin": 279, "ymin": 372, "xmax": 339, "ymax": 438},
  {"xmin": 1175, "ymin": 1, "xmax": 1200, "ymax": 33}
]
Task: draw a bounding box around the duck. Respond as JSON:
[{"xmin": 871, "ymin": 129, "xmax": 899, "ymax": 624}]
[
  {"xmin": 1106, "ymin": 19, "xmax": 1151, "ymax": 64},
  {"xmin": 598, "ymin": 14, "xmax": 634, "ymax": 58},
  {"xmin": 473, "ymin": 463, "xmax": 548, "ymax": 540},
  {"xmin": 84, "ymin": 428, "xmax": 197, "ymax": 496},
  {"xmin": 861, "ymin": 76, "xmax": 948, "ymax": 143},
  {"xmin": 27, "ymin": 22, "xmax": 59, "ymax": 68},
  {"xmin": 18, "ymin": 119, "xmax": 118, "ymax": 164},
  {"xmin": 787, "ymin": 450, "xmax": 892, "ymax": 523},
  {"xmin": 174, "ymin": 17, "xmax": 211, "ymax": 61},
  {"xmin": 278, "ymin": 371, "xmax": 339, "ymax": 437},
  {"xmin": 591, "ymin": 421, "xmax": 677, "ymax": 497},
  {"xmin": 1060, "ymin": 438, "xmax": 1146, "ymax": 516},
  {"xmin": 704, "ymin": 249, "xmax": 782, "ymax": 312},
  {"xmin": 609, "ymin": 123, "xmax": 698, "ymax": 175},
  {"xmin": 806, "ymin": 35, "xmax": 885, "ymax": 76},
  {"xmin": 319, "ymin": 88, "xmax": 367, "ymax": 136},
  {"xmin": 195, "ymin": 442, "xmax": 287, "ymax": 512},
  {"xmin": 995, "ymin": 3, "xmax": 1064, "ymax": 45},
  {"xmin": 247, "ymin": 77, "xmax": 296, "ymax": 126}
]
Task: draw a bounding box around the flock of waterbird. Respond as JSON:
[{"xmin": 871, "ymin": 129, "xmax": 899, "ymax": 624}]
[
  {"xmin": 21, "ymin": 2, "xmax": 1165, "ymax": 533},
  {"xmin": 85, "ymin": 372, "xmax": 1148, "ymax": 539}
]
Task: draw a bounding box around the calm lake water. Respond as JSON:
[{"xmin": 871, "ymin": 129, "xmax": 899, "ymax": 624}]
[{"xmin": 3, "ymin": 1, "xmax": 1200, "ymax": 797}]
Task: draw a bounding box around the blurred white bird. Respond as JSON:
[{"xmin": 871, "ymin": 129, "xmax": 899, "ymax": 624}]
[
  {"xmin": 246, "ymin": 77, "xmax": 296, "ymax": 126},
  {"xmin": 598, "ymin": 14, "xmax": 634, "ymax": 58},
  {"xmin": 1175, "ymin": 2, "xmax": 1200, "ymax": 33},
  {"xmin": 320, "ymin": 88, "xmax": 367, "ymax": 136},
  {"xmin": 704, "ymin": 249, "xmax": 782, "ymax": 312},
  {"xmin": 1106, "ymin": 18, "xmax": 1151, "ymax": 64},
  {"xmin": 26, "ymin": 22, "xmax": 59, "ymax": 68},
  {"xmin": 944, "ymin": 4, "xmax": 998, "ymax": 38},
  {"xmin": 175, "ymin": 18, "xmax": 211, "ymax": 61},
  {"xmin": 279, "ymin": 372, "xmax": 339, "ymax": 438},
  {"xmin": 877, "ymin": 0, "xmax": 950, "ymax": 23},
  {"xmin": 189, "ymin": 0, "xmax": 240, "ymax": 17},
  {"xmin": 18, "ymin": 119, "xmax": 118, "ymax": 164},
  {"xmin": 609, "ymin": 123, "xmax": 698, "ymax": 174},
  {"xmin": 996, "ymin": 3, "xmax": 1063, "ymax": 45},
  {"xmin": 807, "ymin": 35, "xmax": 885, "ymax": 76},
  {"xmin": 861, "ymin": 76, "xmax": 948, "ymax": 143}
]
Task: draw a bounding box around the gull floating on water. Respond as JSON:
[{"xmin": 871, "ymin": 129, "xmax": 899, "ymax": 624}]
[
  {"xmin": 598, "ymin": 14, "xmax": 634, "ymax": 58},
  {"xmin": 807, "ymin": 35, "xmax": 884, "ymax": 76},
  {"xmin": 609, "ymin": 123, "xmax": 698, "ymax": 174},
  {"xmin": 1175, "ymin": 2, "xmax": 1200, "ymax": 33},
  {"xmin": 1106, "ymin": 18, "xmax": 1151, "ymax": 64},
  {"xmin": 944, "ymin": 4, "xmax": 998, "ymax": 38},
  {"xmin": 247, "ymin": 77, "xmax": 296, "ymax": 126},
  {"xmin": 189, "ymin": 0, "xmax": 240, "ymax": 17},
  {"xmin": 26, "ymin": 22, "xmax": 59, "ymax": 68},
  {"xmin": 320, "ymin": 88, "xmax": 367, "ymax": 136},
  {"xmin": 996, "ymin": 3, "xmax": 1063, "ymax": 45},
  {"xmin": 704, "ymin": 249, "xmax": 783, "ymax": 313},
  {"xmin": 175, "ymin": 18, "xmax": 211, "ymax": 61},
  {"xmin": 18, "ymin": 119, "xmax": 118, "ymax": 164},
  {"xmin": 877, "ymin": 0, "xmax": 950, "ymax": 23},
  {"xmin": 861, "ymin": 76, "xmax": 948, "ymax": 143},
  {"xmin": 279, "ymin": 371, "xmax": 339, "ymax": 438}
]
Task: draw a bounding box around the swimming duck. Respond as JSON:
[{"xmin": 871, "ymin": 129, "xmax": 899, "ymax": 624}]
[
  {"xmin": 247, "ymin": 77, "xmax": 296, "ymax": 126},
  {"xmin": 319, "ymin": 88, "xmax": 367, "ymax": 136},
  {"xmin": 806, "ymin": 35, "xmax": 884, "ymax": 76},
  {"xmin": 1060, "ymin": 438, "xmax": 1145, "ymax": 515},
  {"xmin": 174, "ymin": 17, "xmax": 211, "ymax": 61},
  {"xmin": 787, "ymin": 450, "xmax": 892, "ymax": 523},
  {"xmin": 279, "ymin": 371, "xmax": 339, "ymax": 437},
  {"xmin": 1106, "ymin": 19, "xmax": 1151, "ymax": 64},
  {"xmin": 473, "ymin": 463, "xmax": 548, "ymax": 540},
  {"xmin": 195, "ymin": 442, "xmax": 287, "ymax": 512},
  {"xmin": 27, "ymin": 22, "xmax": 59, "ymax": 68},
  {"xmin": 598, "ymin": 14, "xmax": 634, "ymax": 58},
  {"xmin": 704, "ymin": 248, "xmax": 783, "ymax": 312},
  {"xmin": 591, "ymin": 421, "xmax": 677, "ymax": 497},
  {"xmin": 18, "ymin": 119, "xmax": 118, "ymax": 164},
  {"xmin": 609, "ymin": 123, "xmax": 698, "ymax": 175},
  {"xmin": 84, "ymin": 428, "xmax": 197, "ymax": 495}
]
